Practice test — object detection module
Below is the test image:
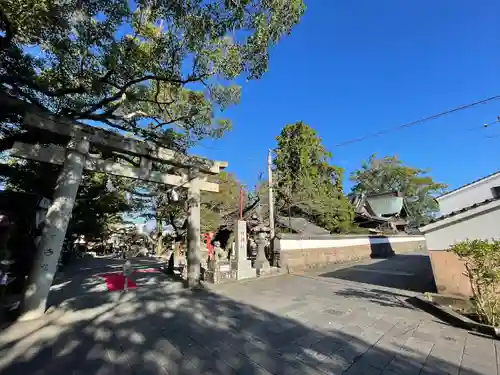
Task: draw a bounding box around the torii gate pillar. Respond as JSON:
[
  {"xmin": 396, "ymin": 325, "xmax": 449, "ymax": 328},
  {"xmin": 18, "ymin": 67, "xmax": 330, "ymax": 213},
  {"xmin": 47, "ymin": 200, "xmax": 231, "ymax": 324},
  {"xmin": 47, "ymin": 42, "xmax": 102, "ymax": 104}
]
[
  {"xmin": 11, "ymin": 110, "xmax": 227, "ymax": 320},
  {"xmin": 186, "ymin": 169, "xmax": 201, "ymax": 287},
  {"xmin": 21, "ymin": 137, "xmax": 89, "ymax": 320}
]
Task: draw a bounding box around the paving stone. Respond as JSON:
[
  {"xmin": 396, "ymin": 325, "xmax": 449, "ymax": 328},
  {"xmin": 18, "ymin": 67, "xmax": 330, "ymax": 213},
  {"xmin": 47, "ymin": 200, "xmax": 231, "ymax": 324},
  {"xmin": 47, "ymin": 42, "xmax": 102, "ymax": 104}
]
[
  {"xmin": 334, "ymin": 342, "xmax": 370, "ymax": 364},
  {"xmin": 211, "ymin": 345, "xmax": 259, "ymax": 373},
  {"xmin": 385, "ymin": 321, "xmax": 419, "ymax": 339},
  {"xmin": 289, "ymin": 331, "xmax": 325, "ymax": 350},
  {"xmin": 398, "ymin": 336, "xmax": 434, "ymax": 360},
  {"xmin": 343, "ymin": 361, "xmax": 383, "ymax": 375},
  {"xmin": 375, "ymin": 336, "xmax": 408, "ymax": 353},
  {"xmin": 236, "ymin": 366, "xmax": 274, "ymax": 375},
  {"xmin": 419, "ymin": 367, "xmax": 457, "ymax": 375},
  {"xmin": 340, "ymin": 324, "xmax": 366, "ymax": 338},
  {"xmin": 458, "ymin": 366, "xmax": 496, "ymax": 375},
  {"xmin": 381, "ymin": 370, "xmax": 402, "ymax": 375},
  {"xmin": 420, "ymin": 359, "xmax": 460, "ymax": 375},
  {"xmin": 141, "ymin": 339, "xmax": 186, "ymax": 369},
  {"xmin": 131, "ymin": 360, "xmax": 172, "ymax": 375},
  {"xmin": 460, "ymin": 355, "xmax": 497, "ymax": 375},
  {"xmin": 370, "ymin": 319, "xmax": 397, "ymax": 333},
  {"xmin": 199, "ymin": 357, "xmax": 241, "ymax": 375},
  {"xmin": 423, "ymin": 352, "xmax": 462, "ymax": 375},
  {"xmin": 158, "ymin": 333, "xmax": 217, "ymax": 373},
  {"xmin": 196, "ymin": 327, "xmax": 302, "ymax": 375},
  {"xmin": 431, "ymin": 342, "xmax": 465, "ymax": 357},
  {"xmin": 353, "ymin": 347, "xmax": 395, "ymax": 370},
  {"xmin": 309, "ymin": 335, "xmax": 345, "ymax": 357},
  {"xmin": 384, "ymin": 356, "xmax": 424, "ymax": 375},
  {"xmin": 358, "ymin": 327, "xmax": 385, "ymax": 346},
  {"xmin": 295, "ymin": 351, "xmax": 351, "ymax": 375},
  {"xmin": 4, "ymin": 253, "xmax": 499, "ymax": 375}
]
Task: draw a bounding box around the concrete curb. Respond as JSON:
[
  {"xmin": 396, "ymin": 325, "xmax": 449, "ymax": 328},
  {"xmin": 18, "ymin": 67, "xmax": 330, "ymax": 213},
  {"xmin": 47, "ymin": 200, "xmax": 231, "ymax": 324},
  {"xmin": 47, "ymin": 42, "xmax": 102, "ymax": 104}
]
[{"xmin": 409, "ymin": 295, "xmax": 500, "ymax": 339}]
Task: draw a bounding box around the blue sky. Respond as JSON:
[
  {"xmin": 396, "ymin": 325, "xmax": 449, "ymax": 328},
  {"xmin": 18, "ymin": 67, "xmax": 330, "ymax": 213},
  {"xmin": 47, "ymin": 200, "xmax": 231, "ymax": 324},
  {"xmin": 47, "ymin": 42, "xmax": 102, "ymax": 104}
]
[{"xmin": 191, "ymin": 1, "xmax": 500, "ymax": 193}]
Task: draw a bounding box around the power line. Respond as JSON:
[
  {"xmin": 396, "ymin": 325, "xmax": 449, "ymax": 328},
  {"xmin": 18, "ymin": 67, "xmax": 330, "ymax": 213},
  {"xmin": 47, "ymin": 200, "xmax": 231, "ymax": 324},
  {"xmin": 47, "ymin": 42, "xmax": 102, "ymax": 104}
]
[{"xmin": 334, "ymin": 95, "xmax": 500, "ymax": 147}]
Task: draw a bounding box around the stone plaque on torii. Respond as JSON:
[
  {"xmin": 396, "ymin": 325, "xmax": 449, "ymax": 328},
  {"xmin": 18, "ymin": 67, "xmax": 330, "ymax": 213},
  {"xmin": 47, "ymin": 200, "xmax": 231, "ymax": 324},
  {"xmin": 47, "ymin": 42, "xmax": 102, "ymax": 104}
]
[{"xmin": 7, "ymin": 110, "xmax": 227, "ymax": 320}]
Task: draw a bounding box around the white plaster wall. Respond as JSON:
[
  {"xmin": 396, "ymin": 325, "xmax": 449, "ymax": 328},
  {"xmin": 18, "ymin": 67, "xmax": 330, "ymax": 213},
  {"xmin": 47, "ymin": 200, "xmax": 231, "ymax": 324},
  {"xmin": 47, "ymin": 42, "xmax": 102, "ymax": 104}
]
[
  {"xmin": 425, "ymin": 206, "xmax": 500, "ymax": 250},
  {"xmin": 276, "ymin": 235, "xmax": 425, "ymax": 251},
  {"xmin": 437, "ymin": 174, "xmax": 500, "ymax": 216}
]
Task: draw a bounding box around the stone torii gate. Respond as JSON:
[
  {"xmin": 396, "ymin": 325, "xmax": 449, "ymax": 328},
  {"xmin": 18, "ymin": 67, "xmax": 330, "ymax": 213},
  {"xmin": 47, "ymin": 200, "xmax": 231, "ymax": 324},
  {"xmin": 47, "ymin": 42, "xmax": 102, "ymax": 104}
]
[{"xmin": 9, "ymin": 111, "xmax": 227, "ymax": 320}]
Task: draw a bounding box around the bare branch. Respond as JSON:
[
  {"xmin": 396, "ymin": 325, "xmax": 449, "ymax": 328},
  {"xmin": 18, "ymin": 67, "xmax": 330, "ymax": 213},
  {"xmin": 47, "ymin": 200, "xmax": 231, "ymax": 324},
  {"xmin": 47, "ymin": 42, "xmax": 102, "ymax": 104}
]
[
  {"xmin": 151, "ymin": 115, "xmax": 192, "ymax": 130},
  {"xmin": 85, "ymin": 73, "xmax": 208, "ymax": 116}
]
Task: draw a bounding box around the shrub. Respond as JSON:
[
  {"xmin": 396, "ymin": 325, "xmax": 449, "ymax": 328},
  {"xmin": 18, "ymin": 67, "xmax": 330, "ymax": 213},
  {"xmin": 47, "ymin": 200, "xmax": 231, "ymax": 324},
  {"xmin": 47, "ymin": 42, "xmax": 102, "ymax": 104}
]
[{"xmin": 449, "ymin": 239, "xmax": 500, "ymax": 326}]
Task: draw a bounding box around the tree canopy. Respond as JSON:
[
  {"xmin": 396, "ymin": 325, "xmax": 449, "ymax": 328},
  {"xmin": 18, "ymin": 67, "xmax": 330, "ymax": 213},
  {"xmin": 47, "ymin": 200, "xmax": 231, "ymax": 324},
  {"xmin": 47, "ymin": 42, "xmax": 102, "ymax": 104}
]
[
  {"xmin": 350, "ymin": 154, "xmax": 447, "ymax": 227},
  {"xmin": 201, "ymin": 171, "xmax": 241, "ymax": 233},
  {"xmin": 0, "ymin": 0, "xmax": 304, "ymax": 147},
  {"xmin": 129, "ymin": 169, "xmax": 241, "ymax": 242},
  {"xmin": 0, "ymin": 0, "xmax": 304, "ymax": 247},
  {"xmin": 273, "ymin": 122, "xmax": 354, "ymax": 233}
]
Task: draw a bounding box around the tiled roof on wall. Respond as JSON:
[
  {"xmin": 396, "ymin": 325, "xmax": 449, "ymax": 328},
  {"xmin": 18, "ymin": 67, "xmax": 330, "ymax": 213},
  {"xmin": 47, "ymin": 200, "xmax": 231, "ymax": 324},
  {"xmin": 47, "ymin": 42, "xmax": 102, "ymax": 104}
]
[
  {"xmin": 438, "ymin": 171, "xmax": 500, "ymax": 198},
  {"xmin": 427, "ymin": 197, "xmax": 500, "ymax": 225}
]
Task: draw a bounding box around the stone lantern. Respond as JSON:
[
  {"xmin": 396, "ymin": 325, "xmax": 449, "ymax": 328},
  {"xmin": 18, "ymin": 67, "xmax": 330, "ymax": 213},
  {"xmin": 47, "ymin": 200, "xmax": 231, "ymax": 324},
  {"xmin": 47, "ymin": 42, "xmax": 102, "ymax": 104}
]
[{"xmin": 251, "ymin": 222, "xmax": 271, "ymax": 271}]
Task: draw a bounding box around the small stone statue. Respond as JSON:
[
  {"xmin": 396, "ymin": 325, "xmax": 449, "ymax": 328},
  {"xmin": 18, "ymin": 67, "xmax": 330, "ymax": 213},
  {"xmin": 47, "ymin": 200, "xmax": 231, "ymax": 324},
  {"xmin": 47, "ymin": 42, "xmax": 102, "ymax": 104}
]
[
  {"xmin": 213, "ymin": 241, "xmax": 227, "ymax": 261},
  {"xmin": 254, "ymin": 231, "xmax": 269, "ymax": 270}
]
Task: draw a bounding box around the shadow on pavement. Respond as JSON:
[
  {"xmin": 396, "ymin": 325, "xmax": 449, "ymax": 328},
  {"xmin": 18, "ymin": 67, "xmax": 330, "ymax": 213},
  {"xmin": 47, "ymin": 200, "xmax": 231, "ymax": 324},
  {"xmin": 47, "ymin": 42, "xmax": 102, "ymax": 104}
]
[
  {"xmin": 317, "ymin": 254, "xmax": 437, "ymax": 293},
  {"xmin": 333, "ymin": 287, "xmax": 416, "ymax": 311},
  {"xmin": 0, "ymin": 280, "xmax": 484, "ymax": 375},
  {"xmin": 46, "ymin": 257, "xmax": 174, "ymax": 310}
]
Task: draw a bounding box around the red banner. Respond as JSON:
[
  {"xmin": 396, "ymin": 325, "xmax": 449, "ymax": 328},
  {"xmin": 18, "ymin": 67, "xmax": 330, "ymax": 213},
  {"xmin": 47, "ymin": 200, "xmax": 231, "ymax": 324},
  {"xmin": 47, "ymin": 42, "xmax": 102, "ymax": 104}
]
[{"xmin": 203, "ymin": 232, "xmax": 214, "ymax": 257}]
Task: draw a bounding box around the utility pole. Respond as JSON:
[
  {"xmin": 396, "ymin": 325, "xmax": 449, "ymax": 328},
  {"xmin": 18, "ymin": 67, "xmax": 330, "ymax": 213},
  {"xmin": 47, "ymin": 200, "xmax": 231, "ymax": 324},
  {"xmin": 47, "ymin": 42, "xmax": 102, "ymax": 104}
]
[
  {"xmin": 267, "ymin": 149, "xmax": 275, "ymax": 238},
  {"xmin": 239, "ymin": 185, "xmax": 245, "ymax": 220}
]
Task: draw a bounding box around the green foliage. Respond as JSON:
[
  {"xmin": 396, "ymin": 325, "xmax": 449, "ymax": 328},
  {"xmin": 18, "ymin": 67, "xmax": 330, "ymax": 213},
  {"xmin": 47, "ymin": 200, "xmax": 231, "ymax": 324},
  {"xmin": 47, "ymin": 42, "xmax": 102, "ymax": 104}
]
[
  {"xmin": 70, "ymin": 172, "xmax": 132, "ymax": 240},
  {"xmin": 0, "ymin": 0, "xmax": 304, "ymax": 145},
  {"xmin": 273, "ymin": 122, "xmax": 354, "ymax": 233},
  {"xmin": 0, "ymin": 159, "xmax": 58, "ymax": 198},
  {"xmin": 2, "ymin": 158, "xmax": 133, "ymax": 241},
  {"xmin": 131, "ymin": 165, "xmax": 187, "ymax": 239},
  {"xmin": 449, "ymin": 239, "xmax": 500, "ymax": 326},
  {"xmin": 201, "ymin": 171, "xmax": 241, "ymax": 233},
  {"xmin": 0, "ymin": 0, "xmax": 304, "ymax": 252},
  {"xmin": 350, "ymin": 154, "xmax": 447, "ymax": 227},
  {"xmin": 133, "ymin": 170, "xmax": 241, "ymax": 238}
]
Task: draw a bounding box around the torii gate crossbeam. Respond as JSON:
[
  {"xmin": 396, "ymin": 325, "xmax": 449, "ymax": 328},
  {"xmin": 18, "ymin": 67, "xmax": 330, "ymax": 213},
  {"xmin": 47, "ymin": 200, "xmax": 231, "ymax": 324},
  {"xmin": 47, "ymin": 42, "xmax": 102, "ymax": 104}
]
[{"xmin": 10, "ymin": 111, "xmax": 227, "ymax": 320}]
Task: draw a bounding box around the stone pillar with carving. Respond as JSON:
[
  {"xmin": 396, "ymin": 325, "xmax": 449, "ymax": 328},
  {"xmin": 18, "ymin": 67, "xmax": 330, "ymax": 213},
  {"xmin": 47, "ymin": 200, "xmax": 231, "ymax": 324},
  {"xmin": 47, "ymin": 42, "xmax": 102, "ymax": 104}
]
[
  {"xmin": 186, "ymin": 168, "xmax": 201, "ymax": 288},
  {"xmin": 233, "ymin": 220, "xmax": 255, "ymax": 280},
  {"xmin": 22, "ymin": 136, "xmax": 90, "ymax": 320}
]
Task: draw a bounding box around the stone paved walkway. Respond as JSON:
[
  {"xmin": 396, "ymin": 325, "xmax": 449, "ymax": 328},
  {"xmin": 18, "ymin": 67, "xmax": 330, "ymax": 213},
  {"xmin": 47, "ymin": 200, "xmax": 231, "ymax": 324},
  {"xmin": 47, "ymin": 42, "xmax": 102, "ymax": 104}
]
[{"xmin": 0, "ymin": 267, "xmax": 497, "ymax": 374}]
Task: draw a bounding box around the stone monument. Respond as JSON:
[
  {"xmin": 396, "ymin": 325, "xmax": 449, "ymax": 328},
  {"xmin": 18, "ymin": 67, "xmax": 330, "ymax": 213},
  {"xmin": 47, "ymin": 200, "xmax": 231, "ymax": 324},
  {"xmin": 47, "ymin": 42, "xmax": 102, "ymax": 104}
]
[{"xmin": 233, "ymin": 220, "xmax": 256, "ymax": 280}]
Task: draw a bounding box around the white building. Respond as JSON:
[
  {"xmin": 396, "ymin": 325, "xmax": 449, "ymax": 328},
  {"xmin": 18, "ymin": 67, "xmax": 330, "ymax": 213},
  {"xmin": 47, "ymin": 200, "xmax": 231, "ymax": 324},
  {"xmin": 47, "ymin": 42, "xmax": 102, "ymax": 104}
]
[
  {"xmin": 436, "ymin": 171, "xmax": 500, "ymax": 216},
  {"xmin": 419, "ymin": 171, "xmax": 500, "ymax": 296}
]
